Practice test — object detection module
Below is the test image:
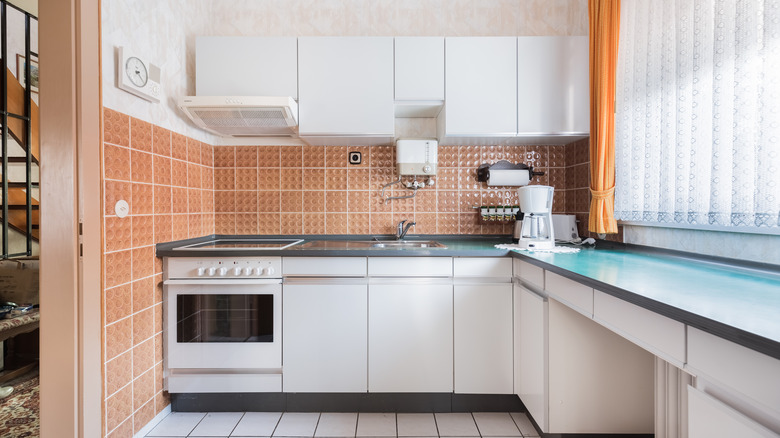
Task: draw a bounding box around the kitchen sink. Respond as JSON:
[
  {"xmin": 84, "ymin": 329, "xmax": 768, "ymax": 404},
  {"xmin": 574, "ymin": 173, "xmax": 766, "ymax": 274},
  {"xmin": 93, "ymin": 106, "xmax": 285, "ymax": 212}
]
[
  {"xmin": 300, "ymin": 239, "xmax": 446, "ymax": 249},
  {"xmin": 369, "ymin": 240, "xmax": 445, "ymax": 248}
]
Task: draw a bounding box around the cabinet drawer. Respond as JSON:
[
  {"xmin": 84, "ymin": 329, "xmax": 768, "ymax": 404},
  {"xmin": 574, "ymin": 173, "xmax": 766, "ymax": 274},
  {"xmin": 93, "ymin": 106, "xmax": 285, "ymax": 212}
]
[
  {"xmin": 688, "ymin": 386, "xmax": 778, "ymax": 438},
  {"xmin": 368, "ymin": 257, "xmax": 452, "ymax": 277},
  {"xmin": 454, "ymin": 257, "xmax": 512, "ymax": 278},
  {"xmin": 513, "ymin": 258, "xmax": 544, "ymax": 289},
  {"xmin": 545, "ymin": 271, "xmax": 593, "ymax": 316},
  {"xmin": 283, "ymin": 257, "xmax": 367, "ymax": 277},
  {"xmin": 687, "ymin": 327, "xmax": 780, "ymax": 416},
  {"xmin": 593, "ymin": 291, "xmax": 686, "ymax": 366}
]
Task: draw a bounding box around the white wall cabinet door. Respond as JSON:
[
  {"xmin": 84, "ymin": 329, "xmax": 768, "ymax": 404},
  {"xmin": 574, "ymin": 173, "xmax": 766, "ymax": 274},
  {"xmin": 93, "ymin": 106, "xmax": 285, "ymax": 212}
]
[
  {"xmin": 395, "ymin": 37, "xmax": 444, "ymax": 101},
  {"xmin": 515, "ymin": 284, "xmax": 548, "ymax": 429},
  {"xmin": 196, "ymin": 36, "xmax": 298, "ymax": 98},
  {"xmin": 283, "ymin": 283, "xmax": 367, "ymax": 392},
  {"xmin": 443, "ymin": 37, "xmax": 518, "ymax": 136},
  {"xmin": 454, "ymin": 283, "xmax": 513, "ymax": 394},
  {"xmin": 368, "ymin": 282, "xmax": 453, "ymax": 392},
  {"xmin": 298, "ymin": 37, "xmax": 394, "ymax": 136},
  {"xmin": 516, "ymin": 36, "xmax": 589, "ymax": 135}
]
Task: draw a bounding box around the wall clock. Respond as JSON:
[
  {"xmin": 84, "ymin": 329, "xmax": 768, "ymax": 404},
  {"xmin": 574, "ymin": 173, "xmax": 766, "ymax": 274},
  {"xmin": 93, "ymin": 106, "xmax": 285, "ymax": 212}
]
[{"xmin": 116, "ymin": 46, "xmax": 161, "ymax": 103}]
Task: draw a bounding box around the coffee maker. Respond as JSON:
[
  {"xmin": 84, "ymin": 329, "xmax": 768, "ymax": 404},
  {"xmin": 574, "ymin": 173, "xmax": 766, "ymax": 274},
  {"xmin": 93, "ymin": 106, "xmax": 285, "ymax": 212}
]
[{"xmin": 513, "ymin": 186, "xmax": 555, "ymax": 249}]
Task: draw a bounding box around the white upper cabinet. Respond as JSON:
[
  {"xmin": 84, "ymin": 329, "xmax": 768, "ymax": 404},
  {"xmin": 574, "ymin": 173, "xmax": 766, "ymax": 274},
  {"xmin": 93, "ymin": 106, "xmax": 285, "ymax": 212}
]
[
  {"xmin": 298, "ymin": 37, "xmax": 395, "ymax": 141},
  {"xmin": 395, "ymin": 37, "xmax": 445, "ymax": 111},
  {"xmin": 196, "ymin": 36, "xmax": 298, "ymax": 98},
  {"xmin": 443, "ymin": 37, "xmax": 518, "ymax": 137},
  {"xmin": 517, "ymin": 36, "xmax": 589, "ymax": 136}
]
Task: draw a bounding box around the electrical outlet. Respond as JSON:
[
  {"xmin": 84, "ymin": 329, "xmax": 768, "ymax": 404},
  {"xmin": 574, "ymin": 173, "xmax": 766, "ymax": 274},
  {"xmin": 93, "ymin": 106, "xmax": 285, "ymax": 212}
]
[{"xmin": 349, "ymin": 151, "xmax": 362, "ymax": 165}]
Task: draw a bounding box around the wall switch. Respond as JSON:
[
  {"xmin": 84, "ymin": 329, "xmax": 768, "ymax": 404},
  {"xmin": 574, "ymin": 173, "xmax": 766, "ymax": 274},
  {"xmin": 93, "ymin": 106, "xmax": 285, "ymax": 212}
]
[{"xmin": 349, "ymin": 151, "xmax": 362, "ymax": 165}]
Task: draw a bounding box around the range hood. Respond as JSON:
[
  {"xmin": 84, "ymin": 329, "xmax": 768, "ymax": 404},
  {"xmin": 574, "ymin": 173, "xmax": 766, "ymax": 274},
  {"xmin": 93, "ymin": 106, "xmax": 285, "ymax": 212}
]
[{"xmin": 178, "ymin": 96, "xmax": 298, "ymax": 137}]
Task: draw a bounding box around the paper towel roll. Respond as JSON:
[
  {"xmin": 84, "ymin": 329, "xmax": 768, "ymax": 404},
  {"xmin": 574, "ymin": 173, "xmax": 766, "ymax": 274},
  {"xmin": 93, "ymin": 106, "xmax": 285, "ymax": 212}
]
[{"xmin": 487, "ymin": 169, "xmax": 530, "ymax": 186}]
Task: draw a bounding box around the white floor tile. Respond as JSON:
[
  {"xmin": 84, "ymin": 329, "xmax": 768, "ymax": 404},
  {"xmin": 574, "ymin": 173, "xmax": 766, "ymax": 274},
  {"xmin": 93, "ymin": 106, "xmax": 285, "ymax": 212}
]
[
  {"xmin": 147, "ymin": 412, "xmax": 207, "ymax": 437},
  {"xmin": 509, "ymin": 412, "xmax": 539, "ymax": 437},
  {"xmin": 232, "ymin": 412, "xmax": 283, "ymax": 437},
  {"xmin": 397, "ymin": 413, "xmax": 438, "ymax": 437},
  {"xmin": 273, "ymin": 412, "xmax": 321, "ymax": 437},
  {"xmin": 314, "ymin": 413, "xmax": 358, "ymax": 437},
  {"xmin": 356, "ymin": 413, "xmax": 396, "ymax": 437},
  {"xmin": 472, "ymin": 413, "xmax": 521, "ymax": 437},
  {"xmin": 189, "ymin": 412, "xmax": 244, "ymax": 437},
  {"xmin": 433, "ymin": 413, "xmax": 479, "ymax": 437}
]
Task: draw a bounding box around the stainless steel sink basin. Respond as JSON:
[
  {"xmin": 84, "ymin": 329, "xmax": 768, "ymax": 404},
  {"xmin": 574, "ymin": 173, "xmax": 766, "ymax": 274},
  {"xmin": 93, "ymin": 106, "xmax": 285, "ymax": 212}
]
[
  {"xmin": 369, "ymin": 240, "xmax": 445, "ymax": 248},
  {"xmin": 300, "ymin": 240, "xmax": 446, "ymax": 249}
]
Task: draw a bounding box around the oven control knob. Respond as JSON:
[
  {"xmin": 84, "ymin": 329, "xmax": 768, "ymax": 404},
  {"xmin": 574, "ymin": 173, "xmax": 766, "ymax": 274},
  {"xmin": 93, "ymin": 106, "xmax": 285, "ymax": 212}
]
[
  {"xmin": 218, "ymin": 267, "xmax": 228, "ymax": 277},
  {"xmin": 254, "ymin": 267, "xmax": 264, "ymax": 276},
  {"xmin": 265, "ymin": 267, "xmax": 275, "ymax": 276},
  {"xmin": 197, "ymin": 267, "xmax": 206, "ymax": 276},
  {"xmin": 244, "ymin": 267, "xmax": 253, "ymax": 276},
  {"xmin": 233, "ymin": 267, "xmax": 242, "ymax": 276},
  {"xmin": 208, "ymin": 267, "xmax": 217, "ymax": 276}
]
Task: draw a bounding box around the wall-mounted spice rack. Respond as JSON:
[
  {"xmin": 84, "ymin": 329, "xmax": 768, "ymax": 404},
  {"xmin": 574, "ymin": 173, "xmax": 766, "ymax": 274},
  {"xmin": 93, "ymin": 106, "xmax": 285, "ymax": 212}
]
[{"xmin": 475, "ymin": 205, "xmax": 519, "ymax": 221}]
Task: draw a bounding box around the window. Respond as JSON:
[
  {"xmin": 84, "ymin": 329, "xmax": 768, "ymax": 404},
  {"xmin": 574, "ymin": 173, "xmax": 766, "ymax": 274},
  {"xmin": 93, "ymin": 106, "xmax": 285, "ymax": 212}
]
[{"xmin": 614, "ymin": 0, "xmax": 779, "ymax": 232}]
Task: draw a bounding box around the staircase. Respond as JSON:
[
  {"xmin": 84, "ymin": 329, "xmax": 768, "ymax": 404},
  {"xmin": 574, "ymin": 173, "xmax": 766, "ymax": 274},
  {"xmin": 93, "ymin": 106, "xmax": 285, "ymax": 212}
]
[{"xmin": 1, "ymin": 65, "xmax": 40, "ymax": 253}]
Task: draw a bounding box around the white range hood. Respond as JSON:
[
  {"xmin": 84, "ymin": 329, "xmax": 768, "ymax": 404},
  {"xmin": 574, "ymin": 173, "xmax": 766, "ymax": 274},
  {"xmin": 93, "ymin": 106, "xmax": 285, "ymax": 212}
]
[{"xmin": 178, "ymin": 96, "xmax": 298, "ymax": 137}]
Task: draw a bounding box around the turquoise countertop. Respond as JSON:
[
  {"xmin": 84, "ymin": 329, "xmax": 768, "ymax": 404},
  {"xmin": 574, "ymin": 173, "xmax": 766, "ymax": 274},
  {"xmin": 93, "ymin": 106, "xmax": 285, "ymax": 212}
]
[{"xmin": 515, "ymin": 245, "xmax": 780, "ymax": 357}]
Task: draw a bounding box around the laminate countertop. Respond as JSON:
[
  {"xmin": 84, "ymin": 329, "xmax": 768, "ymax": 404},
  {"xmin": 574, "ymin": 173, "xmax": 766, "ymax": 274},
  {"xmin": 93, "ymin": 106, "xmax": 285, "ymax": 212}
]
[
  {"xmin": 156, "ymin": 235, "xmax": 780, "ymax": 360},
  {"xmin": 512, "ymin": 243, "xmax": 780, "ymax": 361}
]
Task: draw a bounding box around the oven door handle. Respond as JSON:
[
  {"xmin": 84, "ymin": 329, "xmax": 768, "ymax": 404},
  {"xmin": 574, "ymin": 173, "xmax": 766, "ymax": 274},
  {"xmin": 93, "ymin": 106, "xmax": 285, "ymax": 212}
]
[{"xmin": 163, "ymin": 279, "xmax": 282, "ymax": 286}]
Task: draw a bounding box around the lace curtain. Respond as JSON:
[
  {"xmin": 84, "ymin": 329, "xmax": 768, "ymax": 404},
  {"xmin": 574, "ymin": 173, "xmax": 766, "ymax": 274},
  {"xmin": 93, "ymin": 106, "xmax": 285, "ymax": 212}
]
[{"xmin": 614, "ymin": 0, "xmax": 780, "ymax": 229}]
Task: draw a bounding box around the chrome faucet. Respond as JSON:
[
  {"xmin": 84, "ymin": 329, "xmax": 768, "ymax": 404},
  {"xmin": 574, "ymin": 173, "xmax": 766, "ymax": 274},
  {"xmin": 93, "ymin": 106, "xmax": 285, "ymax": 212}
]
[{"xmin": 396, "ymin": 220, "xmax": 416, "ymax": 240}]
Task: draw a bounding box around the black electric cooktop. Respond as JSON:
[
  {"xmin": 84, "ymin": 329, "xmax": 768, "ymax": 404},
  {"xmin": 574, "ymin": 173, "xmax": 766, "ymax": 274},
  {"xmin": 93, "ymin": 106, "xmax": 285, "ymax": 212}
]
[{"xmin": 174, "ymin": 239, "xmax": 304, "ymax": 250}]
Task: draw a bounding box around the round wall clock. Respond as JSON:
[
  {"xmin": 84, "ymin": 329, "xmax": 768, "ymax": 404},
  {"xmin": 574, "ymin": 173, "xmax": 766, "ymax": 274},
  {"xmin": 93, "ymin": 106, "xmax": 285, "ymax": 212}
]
[{"xmin": 125, "ymin": 56, "xmax": 148, "ymax": 87}]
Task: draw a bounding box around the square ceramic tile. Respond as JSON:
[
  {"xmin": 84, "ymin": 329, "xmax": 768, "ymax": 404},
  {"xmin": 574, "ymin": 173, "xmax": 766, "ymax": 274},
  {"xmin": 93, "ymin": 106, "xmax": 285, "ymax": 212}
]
[
  {"xmin": 509, "ymin": 412, "xmax": 539, "ymax": 437},
  {"xmin": 472, "ymin": 413, "xmax": 521, "ymax": 437},
  {"xmin": 189, "ymin": 412, "xmax": 243, "ymax": 436},
  {"xmin": 232, "ymin": 412, "xmax": 283, "ymax": 436},
  {"xmin": 314, "ymin": 413, "xmax": 357, "ymax": 437},
  {"xmin": 356, "ymin": 413, "xmax": 396, "ymax": 437},
  {"xmin": 273, "ymin": 412, "xmax": 320, "ymax": 437},
  {"xmin": 147, "ymin": 412, "xmax": 206, "ymax": 436},
  {"xmin": 434, "ymin": 413, "xmax": 479, "ymax": 437},
  {"xmin": 397, "ymin": 413, "xmax": 437, "ymax": 437}
]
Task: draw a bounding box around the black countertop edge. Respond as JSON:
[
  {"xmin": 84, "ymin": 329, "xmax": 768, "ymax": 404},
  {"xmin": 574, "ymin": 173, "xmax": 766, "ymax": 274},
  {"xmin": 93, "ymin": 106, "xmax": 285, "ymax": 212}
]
[
  {"xmin": 509, "ymin": 250, "xmax": 780, "ymax": 362},
  {"xmin": 155, "ymin": 234, "xmax": 513, "ymax": 258}
]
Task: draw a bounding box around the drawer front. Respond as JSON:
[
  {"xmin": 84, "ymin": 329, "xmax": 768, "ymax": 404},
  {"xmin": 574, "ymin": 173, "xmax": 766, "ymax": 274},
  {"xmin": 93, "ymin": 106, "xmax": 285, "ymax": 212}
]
[
  {"xmin": 593, "ymin": 290, "xmax": 686, "ymax": 366},
  {"xmin": 283, "ymin": 257, "xmax": 367, "ymax": 277},
  {"xmin": 368, "ymin": 257, "xmax": 452, "ymax": 277},
  {"xmin": 454, "ymin": 257, "xmax": 512, "ymax": 277},
  {"xmin": 687, "ymin": 327, "xmax": 780, "ymax": 416},
  {"xmin": 688, "ymin": 386, "xmax": 778, "ymax": 438},
  {"xmin": 513, "ymin": 258, "xmax": 544, "ymax": 288},
  {"xmin": 545, "ymin": 271, "xmax": 593, "ymax": 316}
]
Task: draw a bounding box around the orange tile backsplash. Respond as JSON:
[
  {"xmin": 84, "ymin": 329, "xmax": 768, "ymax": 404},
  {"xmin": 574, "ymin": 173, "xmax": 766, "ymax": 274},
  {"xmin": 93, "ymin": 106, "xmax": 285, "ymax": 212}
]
[{"xmin": 101, "ymin": 107, "xmax": 592, "ymax": 436}]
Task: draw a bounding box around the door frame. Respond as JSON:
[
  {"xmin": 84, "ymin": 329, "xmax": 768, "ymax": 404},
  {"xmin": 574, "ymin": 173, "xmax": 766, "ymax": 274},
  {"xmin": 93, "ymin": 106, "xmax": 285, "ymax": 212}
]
[{"xmin": 39, "ymin": 0, "xmax": 102, "ymax": 436}]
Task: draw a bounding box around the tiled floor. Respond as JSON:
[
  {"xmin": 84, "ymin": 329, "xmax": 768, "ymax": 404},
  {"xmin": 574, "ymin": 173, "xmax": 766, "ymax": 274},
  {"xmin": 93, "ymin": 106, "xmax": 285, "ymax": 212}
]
[{"xmin": 145, "ymin": 411, "xmax": 540, "ymax": 438}]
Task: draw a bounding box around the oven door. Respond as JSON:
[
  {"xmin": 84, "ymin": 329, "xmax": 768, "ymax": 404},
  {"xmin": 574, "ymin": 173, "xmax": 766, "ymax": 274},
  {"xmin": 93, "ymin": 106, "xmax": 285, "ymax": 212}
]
[{"xmin": 164, "ymin": 279, "xmax": 282, "ymax": 370}]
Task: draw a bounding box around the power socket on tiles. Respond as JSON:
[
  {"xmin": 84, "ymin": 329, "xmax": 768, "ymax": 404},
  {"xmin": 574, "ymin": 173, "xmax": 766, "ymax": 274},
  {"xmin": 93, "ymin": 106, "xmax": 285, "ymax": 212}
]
[{"xmin": 348, "ymin": 151, "xmax": 362, "ymax": 165}]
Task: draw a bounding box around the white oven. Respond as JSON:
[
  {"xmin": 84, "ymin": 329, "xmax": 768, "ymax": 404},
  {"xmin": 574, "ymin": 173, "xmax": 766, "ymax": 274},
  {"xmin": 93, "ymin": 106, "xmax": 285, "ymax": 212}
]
[{"xmin": 163, "ymin": 256, "xmax": 282, "ymax": 393}]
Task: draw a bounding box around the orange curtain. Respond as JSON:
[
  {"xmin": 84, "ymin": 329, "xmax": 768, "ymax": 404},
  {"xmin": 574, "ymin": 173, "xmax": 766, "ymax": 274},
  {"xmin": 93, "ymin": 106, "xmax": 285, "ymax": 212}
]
[{"xmin": 588, "ymin": 0, "xmax": 620, "ymax": 234}]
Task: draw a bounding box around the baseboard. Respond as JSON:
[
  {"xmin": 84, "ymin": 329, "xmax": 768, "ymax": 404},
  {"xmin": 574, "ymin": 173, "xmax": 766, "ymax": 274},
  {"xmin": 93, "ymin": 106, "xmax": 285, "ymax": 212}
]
[
  {"xmin": 171, "ymin": 393, "xmax": 524, "ymax": 413},
  {"xmin": 134, "ymin": 403, "xmax": 171, "ymax": 438}
]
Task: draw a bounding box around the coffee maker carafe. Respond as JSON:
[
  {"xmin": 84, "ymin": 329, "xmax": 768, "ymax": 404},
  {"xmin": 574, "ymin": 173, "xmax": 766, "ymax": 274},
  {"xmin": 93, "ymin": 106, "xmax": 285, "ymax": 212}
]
[{"xmin": 513, "ymin": 186, "xmax": 555, "ymax": 249}]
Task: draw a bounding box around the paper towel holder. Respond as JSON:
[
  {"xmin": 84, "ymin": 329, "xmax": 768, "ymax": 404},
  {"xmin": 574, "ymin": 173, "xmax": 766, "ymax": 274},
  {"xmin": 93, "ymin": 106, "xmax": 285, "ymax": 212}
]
[{"xmin": 476, "ymin": 160, "xmax": 545, "ymax": 186}]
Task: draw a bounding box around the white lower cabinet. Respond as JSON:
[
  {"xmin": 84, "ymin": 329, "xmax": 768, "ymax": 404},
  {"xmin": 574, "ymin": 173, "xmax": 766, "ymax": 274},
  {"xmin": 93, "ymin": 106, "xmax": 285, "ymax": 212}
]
[
  {"xmin": 688, "ymin": 386, "xmax": 779, "ymax": 438},
  {"xmin": 514, "ymin": 283, "xmax": 655, "ymax": 434},
  {"xmin": 454, "ymin": 283, "xmax": 513, "ymax": 394},
  {"xmin": 368, "ymin": 281, "xmax": 453, "ymax": 392},
  {"xmin": 282, "ymin": 281, "xmax": 367, "ymax": 392}
]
